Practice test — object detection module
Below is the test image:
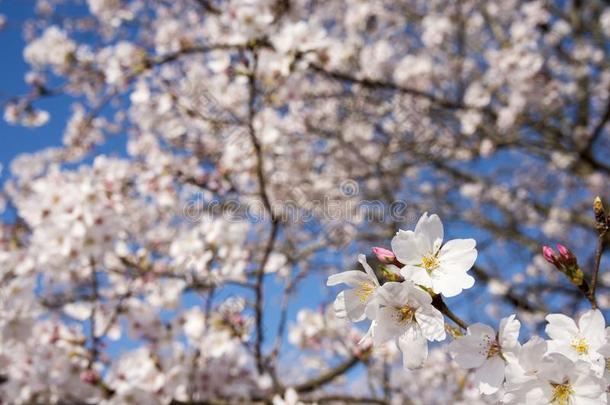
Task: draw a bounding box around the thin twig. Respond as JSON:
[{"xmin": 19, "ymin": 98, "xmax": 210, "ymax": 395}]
[
  {"xmin": 432, "ymin": 295, "xmax": 469, "ymax": 331},
  {"xmin": 590, "ymin": 230, "xmax": 608, "ymax": 301},
  {"xmin": 294, "ymin": 352, "xmax": 367, "ymax": 393}
]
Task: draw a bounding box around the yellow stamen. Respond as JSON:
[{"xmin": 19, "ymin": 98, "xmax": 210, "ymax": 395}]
[
  {"xmin": 396, "ymin": 306, "xmax": 415, "ymax": 324},
  {"xmin": 551, "ymin": 382, "xmax": 574, "ymax": 405},
  {"xmin": 571, "ymin": 338, "xmax": 589, "ymax": 355},
  {"xmin": 421, "ymin": 254, "xmax": 439, "ymax": 273},
  {"xmin": 355, "ymin": 282, "xmax": 375, "ymax": 302},
  {"xmin": 487, "ymin": 341, "xmax": 502, "ymax": 358}
]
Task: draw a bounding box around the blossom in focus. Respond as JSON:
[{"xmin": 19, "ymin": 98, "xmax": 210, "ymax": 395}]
[
  {"xmin": 504, "ymin": 336, "xmax": 548, "ymax": 390},
  {"xmin": 327, "ymin": 254, "xmax": 380, "ymax": 322},
  {"xmin": 392, "ymin": 212, "xmax": 477, "ymax": 297},
  {"xmin": 505, "ymin": 353, "xmax": 606, "ymax": 405},
  {"xmin": 449, "ymin": 315, "xmax": 521, "ymax": 394},
  {"xmin": 372, "ymin": 280, "xmax": 445, "ymax": 369},
  {"xmin": 545, "ymin": 309, "xmax": 607, "ymax": 376}
]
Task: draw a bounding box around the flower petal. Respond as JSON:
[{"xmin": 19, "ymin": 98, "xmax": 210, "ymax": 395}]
[
  {"xmin": 378, "ymin": 281, "xmax": 410, "ymax": 307},
  {"xmin": 448, "ymin": 334, "xmax": 488, "ymax": 369},
  {"xmin": 400, "ymin": 265, "xmax": 433, "ymax": 289},
  {"xmin": 327, "ymin": 270, "xmax": 370, "ymax": 287},
  {"xmin": 578, "ymin": 309, "xmax": 605, "ymax": 347},
  {"xmin": 431, "ymin": 271, "xmax": 474, "ymax": 297},
  {"xmin": 474, "ymin": 356, "xmax": 505, "ymax": 395},
  {"xmin": 545, "ymin": 313, "xmax": 579, "ymax": 341},
  {"xmin": 398, "ymin": 324, "xmax": 428, "ymax": 369},
  {"xmin": 468, "ymin": 323, "xmax": 496, "ymax": 339},
  {"xmin": 499, "ymin": 314, "xmax": 521, "ymax": 351},
  {"xmin": 414, "ymin": 212, "xmax": 444, "ymax": 253},
  {"xmin": 358, "ymin": 254, "xmax": 380, "ymax": 286},
  {"xmin": 391, "ymin": 230, "xmax": 422, "ymax": 265},
  {"xmin": 342, "ymin": 289, "xmax": 367, "ymax": 322},
  {"xmin": 372, "ymin": 307, "xmax": 403, "ymax": 345},
  {"xmin": 364, "ymin": 297, "xmax": 378, "ymax": 320},
  {"xmin": 438, "ymin": 239, "xmax": 477, "ymax": 272},
  {"xmin": 405, "ymin": 282, "xmax": 433, "ymax": 305},
  {"xmin": 415, "ymin": 305, "xmax": 446, "ymax": 341},
  {"xmin": 333, "ymin": 291, "xmax": 347, "ymax": 319}
]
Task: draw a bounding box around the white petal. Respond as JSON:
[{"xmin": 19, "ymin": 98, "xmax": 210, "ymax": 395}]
[
  {"xmin": 415, "ymin": 305, "xmax": 446, "ymax": 341},
  {"xmin": 364, "ymin": 297, "xmax": 378, "ymax": 320},
  {"xmin": 578, "ymin": 309, "xmax": 605, "ymax": 347},
  {"xmin": 431, "ymin": 271, "xmax": 475, "ymax": 297},
  {"xmin": 516, "ymin": 336, "xmax": 547, "ymax": 372},
  {"xmin": 400, "ymin": 265, "xmax": 433, "ymax": 289},
  {"xmin": 572, "ymin": 397, "xmax": 607, "ymax": 405},
  {"xmin": 499, "ymin": 314, "xmax": 521, "ymax": 350},
  {"xmin": 372, "ymin": 307, "xmax": 403, "ymax": 345},
  {"xmin": 474, "ymin": 356, "xmax": 505, "ymax": 395},
  {"xmin": 333, "ymin": 291, "xmax": 348, "ymax": 319},
  {"xmin": 469, "ymin": 323, "xmax": 496, "ymax": 339},
  {"xmin": 406, "ymin": 282, "xmax": 433, "ymax": 305},
  {"xmin": 448, "ymin": 334, "xmax": 488, "ymax": 368},
  {"xmin": 358, "ymin": 254, "xmax": 380, "ymax": 286},
  {"xmin": 545, "ymin": 313, "xmax": 579, "ymax": 341},
  {"xmin": 439, "ymin": 238, "xmax": 476, "ymax": 255},
  {"xmin": 327, "ymin": 270, "xmax": 370, "ymax": 287},
  {"xmin": 573, "ymin": 361, "xmax": 607, "ymax": 400},
  {"xmin": 539, "ymin": 353, "xmax": 574, "ymax": 382},
  {"xmin": 378, "ymin": 281, "xmax": 410, "ymax": 307},
  {"xmin": 391, "ymin": 229, "xmax": 422, "ymax": 265},
  {"xmin": 546, "ymin": 340, "xmax": 579, "ymax": 361},
  {"xmin": 438, "ymin": 239, "xmax": 478, "ymax": 272},
  {"xmin": 414, "ymin": 212, "xmax": 444, "ymax": 253},
  {"xmin": 398, "ymin": 324, "xmax": 428, "ymax": 369},
  {"xmin": 343, "ymin": 289, "xmax": 367, "ymax": 322}
]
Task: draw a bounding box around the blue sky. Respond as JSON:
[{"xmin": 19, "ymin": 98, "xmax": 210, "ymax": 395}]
[{"xmin": 0, "ymin": 2, "xmax": 75, "ymax": 182}]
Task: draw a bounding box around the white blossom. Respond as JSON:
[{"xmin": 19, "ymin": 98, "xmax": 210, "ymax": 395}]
[
  {"xmin": 545, "ymin": 309, "xmax": 607, "ymax": 376},
  {"xmin": 449, "ymin": 315, "xmax": 521, "ymax": 394},
  {"xmin": 327, "ymin": 254, "xmax": 380, "ymax": 322},
  {"xmin": 392, "ymin": 213, "xmax": 477, "ymax": 297},
  {"xmin": 372, "ymin": 281, "xmax": 445, "ymax": 369}
]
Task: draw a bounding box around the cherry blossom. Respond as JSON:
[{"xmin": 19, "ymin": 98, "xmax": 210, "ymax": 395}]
[
  {"xmin": 392, "ymin": 213, "xmax": 478, "ymax": 297},
  {"xmin": 504, "ymin": 354, "xmax": 607, "ymax": 405},
  {"xmin": 1, "ymin": 0, "xmax": 610, "ymax": 402},
  {"xmin": 545, "ymin": 309, "xmax": 607, "ymax": 376},
  {"xmin": 449, "ymin": 315, "xmax": 521, "ymax": 394},
  {"xmin": 327, "ymin": 254, "xmax": 380, "ymax": 322},
  {"xmin": 372, "ymin": 281, "xmax": 446, "ymax": 369}
]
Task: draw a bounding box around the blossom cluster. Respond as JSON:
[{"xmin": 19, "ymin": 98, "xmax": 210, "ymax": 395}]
[
  {"xmin": 328, "ymin": 213, "xmax": 609, "ymax": 404},
  {"xmin": 1, "ymin": 0, "xmax": 609, "ymax": 403}
]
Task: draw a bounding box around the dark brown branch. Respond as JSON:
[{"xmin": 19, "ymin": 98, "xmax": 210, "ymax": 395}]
[
  {"xmin": 432, "ymin": 295, "xmax": 469, "ymax": 331},
  {"xmin": 307, "ymin": 395, "xmax": 388, "ymax": 404},
  {"xmin": 588, "ymin": 197, "xmax": 609, "ymax": 307},
  {"xmin": 309, "ymin": 63, "xmax": 487, "ymax": 112},
  {"xmin": 294, "ymin": 353, "xmax": 365, "ymax": 393},
  {"xmin": 246, "ymin": 46, "xmax": 281, "ymax": 374}
]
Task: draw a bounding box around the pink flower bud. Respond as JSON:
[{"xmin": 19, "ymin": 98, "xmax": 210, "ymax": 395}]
[
  {"xmin": 372, "ymin": 247, "xmax": 395, "ymax": 264},
  {"xmin": 542, "ymin": 246, "xmax": 557, "ymax": 264},
  {"xmin": 556, "ymin": 243, "xmax": 577, "ymax": 267},
  {"xmin": 556, "ymin": 244, "xmax": 571, "ymax": 260},
  {"xmin": 80, "ymin": 370, "xmax": 98, "ymax": 384}
]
